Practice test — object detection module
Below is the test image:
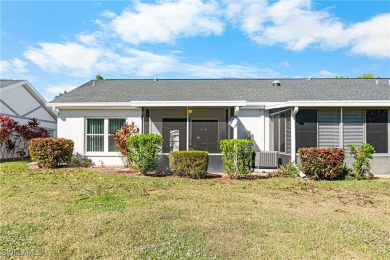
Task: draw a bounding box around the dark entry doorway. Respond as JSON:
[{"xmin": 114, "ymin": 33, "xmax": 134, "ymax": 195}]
[
  {"xmin": 162, "ymin": 118, "xmax": 187, "ymax": 153},
  {"xmin": 191, "ymin": 120, "xmax": 218, "ymax": 152}
]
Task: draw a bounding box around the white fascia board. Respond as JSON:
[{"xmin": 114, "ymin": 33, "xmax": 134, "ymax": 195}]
[
  {"xmin": 129, "ymin": 101, "xmax": 247, "ymax": 107},
  {"xmin": 0, "ymin": 80, "xmax": 28, "ymax": 92},
  {"xmin": 266, "ymin": 100, "xmax": 390, "ymax": 109},
  {"xmin": 241, "ymin": 102, "xmax": 268, "ymax": 109},
  {"xmin": 46, "ymin": 102, "xmax": 137, "ymax": 109}
]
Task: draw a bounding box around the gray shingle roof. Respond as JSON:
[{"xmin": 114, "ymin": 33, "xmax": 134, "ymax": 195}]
[
  {"xmin": 50, "ymin": 79, "xmax": 390, "ymax": 103},
  {"xmin": 0, "ymin": 80, "xmax": 24, "ymax": 88}
]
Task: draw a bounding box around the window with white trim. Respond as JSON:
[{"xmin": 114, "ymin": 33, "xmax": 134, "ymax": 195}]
[{"xmin": 86, "ymin": 118, "xmax": 126, "ymax": 153}]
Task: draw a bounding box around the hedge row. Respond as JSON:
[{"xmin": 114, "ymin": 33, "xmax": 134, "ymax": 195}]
[{"xmin": 30, "ymin": 138, "xmax": 74, "ymax": 168}]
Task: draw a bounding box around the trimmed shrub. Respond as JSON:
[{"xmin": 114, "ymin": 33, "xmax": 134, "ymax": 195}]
[
  {"xmin": 220, "ymin": 139, "xmax": 255, "ymax": 179},
  {"xmin": 169, "ymin": 151, "xmax": 209, "ymax": 179},
  {"xmin": 126, "ymin": 134, "xmax": 163, "ymax": 174},
  {"xmin": 29, "ymin": 138, "xmax": 74, "ymax": 168},
  {"xmin": 71, "ymin": 153, "xmax": 92, "ymax": 167},
  {"xmin": 299, "ymin": 147, "xmax": 346, "ymax": 180},
  {"xmin": 277, "ymin": 161, "xmax": 300, "ymax": 178},
  {"xmin": 348, "ymin": 143, "xmax": 375, "ymax": 179}
]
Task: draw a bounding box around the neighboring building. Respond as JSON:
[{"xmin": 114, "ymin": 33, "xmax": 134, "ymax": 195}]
[
  {"xmin": 0, "ymin": 79, "xmax": 57, "ymax": 143},
  {"xmin": 47, "ymin": 79, "xmax": 390, "ymax": 175}
]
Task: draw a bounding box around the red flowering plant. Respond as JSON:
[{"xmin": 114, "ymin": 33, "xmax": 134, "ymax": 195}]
[
  {"xmin": 15, "ymin": 117, "xmax": 49, "ymax": 157},
  {"xmin": 0, "ymin": 115, "xmax": 18, "ymax": 159},
  {"xmin": 0, "ymin": 115, "xmax": 48, "ymax": 159}
]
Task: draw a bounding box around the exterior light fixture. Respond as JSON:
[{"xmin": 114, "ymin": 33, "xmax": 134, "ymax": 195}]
[{"xmin": 188, "ymin": 107, "xmax": 193, "ymax": 114}]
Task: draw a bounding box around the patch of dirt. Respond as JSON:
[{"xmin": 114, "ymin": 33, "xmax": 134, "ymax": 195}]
[{"xmin": 89, "ymin": 166, "xmax": 139, "ymax": 176}]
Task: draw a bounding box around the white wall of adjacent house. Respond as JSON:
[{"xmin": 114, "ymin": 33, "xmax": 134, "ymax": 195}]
[
  {"xmin": 0, "ymin": 83, "xmax": 57, "ymax": 132},
  {"xmin": 0, "ymin": 82, "xmax": 57, "ymax": 159},
  {"xmin": 57, "ymin": 109, "xmax": 141, "ymax": 166},
  {"xmin": 237, "ymin": 109, "xmax": 265, "ymax": 152}
]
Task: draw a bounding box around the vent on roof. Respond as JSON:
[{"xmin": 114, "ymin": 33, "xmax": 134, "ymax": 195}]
[{"xmin": 272, "ymin": 80, "xmax": 281, "ymax": 86}]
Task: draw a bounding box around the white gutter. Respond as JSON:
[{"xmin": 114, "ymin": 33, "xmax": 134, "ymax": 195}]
[
  {"xmin": 129, "ymin": 100, "xmax": 247, "ymax": 107},
  {"xmin": 266, "ymin": 100, "xmax": 390, "ymax": 110},
  {"xmin": 46, "ymin": 102, "xmax": 137, "ymax": 109}
]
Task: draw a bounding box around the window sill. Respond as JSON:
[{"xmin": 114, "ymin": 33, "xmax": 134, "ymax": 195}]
[{"xmin": 85, "ymin": 152, "xmax": 123, "ymax": 157}]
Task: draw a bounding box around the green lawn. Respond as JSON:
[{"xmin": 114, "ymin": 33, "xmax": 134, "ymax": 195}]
[{"xmin": 1, "ymin": 161, "xmax": 389, "ymax": 259}]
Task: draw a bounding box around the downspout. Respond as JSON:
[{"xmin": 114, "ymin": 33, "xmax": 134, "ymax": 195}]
[
  {"xmin": 51, "ymin": 106, "xmax": 59, "ymax": 116},
  {"xmin": 233, "ymin": 106, "xmax": 239, "ymax": 139}
]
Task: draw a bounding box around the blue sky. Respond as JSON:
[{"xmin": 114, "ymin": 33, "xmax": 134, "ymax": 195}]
[{"xmin": 1, "ymin": 0, "xmax": 389, "ymax": 101}]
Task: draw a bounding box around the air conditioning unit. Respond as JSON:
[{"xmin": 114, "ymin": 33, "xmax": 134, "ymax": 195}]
[{"xmin": 255, "ymin": 151, "xmax": 279, "ymax": 169}]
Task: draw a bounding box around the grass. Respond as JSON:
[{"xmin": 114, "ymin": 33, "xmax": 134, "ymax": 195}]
[{"xmin": 1, "ymin": 161, "xmax": 390, "ymax": 259}]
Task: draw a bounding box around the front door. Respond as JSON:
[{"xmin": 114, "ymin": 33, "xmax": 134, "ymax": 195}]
[
  {"xmin": 162, "ymin": 118, "xmax": 187, "ymax": 153},
  {"xmin": 191, "ymin": 120, "xmax": 218, "ymax": 152}
]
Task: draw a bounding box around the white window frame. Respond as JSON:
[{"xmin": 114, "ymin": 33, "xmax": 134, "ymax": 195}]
[{"xmin": 85, "ymin": 117, "xmax": 126, "ymax": 155}]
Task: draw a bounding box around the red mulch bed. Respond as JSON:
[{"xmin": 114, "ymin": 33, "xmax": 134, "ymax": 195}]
[{"xmin": 87, "ymin": 166, "xmax": 271, "ymax": 181}]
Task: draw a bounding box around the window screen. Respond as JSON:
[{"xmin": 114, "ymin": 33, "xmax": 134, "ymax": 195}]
[
  {"xmin": 87, "ymin": 119, "xmax": 104, "ymax": 152},
  {"xmin": 343, "ymin": 109, "xmax": 364, "ymax": 152},
  {"xmin": 296, "ymin": 109, "xmax": 317, "ymax": 150},
  {"xmin": 108, "ymin": 119, "xmax": 126, "ymax": 152},
  {"xmin": 318, "ymin": 109, "xmax": 340, "ymax": 148},
  {"xmin": 366, "ymin": 109, "xmax": 388, "ymax": 153}
]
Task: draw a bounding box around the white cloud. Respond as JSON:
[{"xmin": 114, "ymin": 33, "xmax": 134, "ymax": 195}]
[
  {"xmin": 313, "ymin": 69, "xmax": 334, "ymax": 78},
  {"xmin": 344, "ymin": 14, "xmax": 390, "ymax": 58},
  {"xmin": 21, "ymin": 39, "xmax": 276, "ymax": 79},
  {"xmin": 0, "ymin": 58, "xmax": 28, "ymax": 74},
  {"xmin": 101, "ymin": 10, "xmax": 116, "ymax": 18},
  {"xmin": 225, "ymin": 0, "xmax": 344, "ymax": 50},
  {"xmin": 280, "ymin": 61, "xmax": 290, "ymax": 67},
  {"xmin": 46, "ymin": 84, "xmax": 78, "ymax": 95},
  {"xmin": 109, "ymin": 0, "xmax": 224, "ymax": 44},
  {"xmin": 183, "ymin": 61, "xmax": 277, "ymax": 78},
  {"xmin": 225, "ymin": 0, "xmax": 268, "ymax": 34},
  {"xmin": 24, "ymin": 42, "xmax": 101, "ymax": 76},
  {"xmin": 75, "ymin": 32, "xmax": 104, "ymax": 46},
  {"xmin": 224, "ymin": 0, "xmax": 389, "ymax": 58}
]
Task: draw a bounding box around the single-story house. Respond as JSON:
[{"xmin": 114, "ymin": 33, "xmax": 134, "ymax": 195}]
[
  {"xmin": 1, "ymin": 80, "xmax": 57, "ymax": 158},
  {"xmin": 47, "ymin": 78, "xmax": 390, "ymax": 175}
]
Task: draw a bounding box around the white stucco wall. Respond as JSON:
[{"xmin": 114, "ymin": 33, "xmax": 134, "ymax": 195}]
[
  {"xmin": 57, "ymin": 109, "xmax": 141, "ymax": 166},
  {"xmin": 237, "ymin": 109, "xmax": 265, "ymax": 152}
]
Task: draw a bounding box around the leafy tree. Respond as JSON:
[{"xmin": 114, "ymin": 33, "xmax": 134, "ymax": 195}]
[
  {"xmin": 96, "ymin": 74, "xmax": 104, "ymax": 80},
  {"xmin": 356, "ymin": 73, "xmax": 381, "ymax": 79},
  {"xmin": 335, "ymin": 74, "xmax": 381, "ymax": 79}
]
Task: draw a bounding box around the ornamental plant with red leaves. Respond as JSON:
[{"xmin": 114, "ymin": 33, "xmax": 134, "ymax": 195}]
[
  {"xmin": 15, "ymin": 117, "xmax": 49, "ymax": 156},
  {"xmin": 111, "ymin": 121, "xmax": 139, "ymax": 166},
  {"xmin": 0, "ymin": 115, "xmax": 49, "ymax": 159},
  {"xmin": 0, "ymin": 115, "xmax": 18, "ymax": 159}
]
